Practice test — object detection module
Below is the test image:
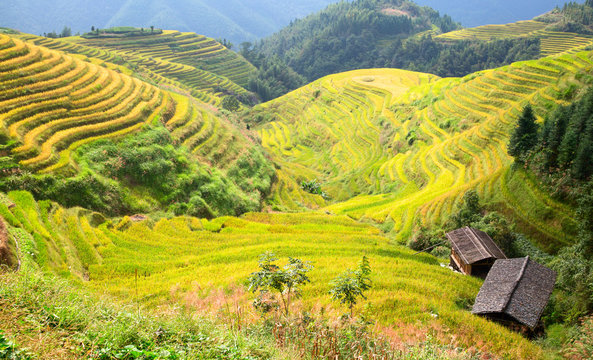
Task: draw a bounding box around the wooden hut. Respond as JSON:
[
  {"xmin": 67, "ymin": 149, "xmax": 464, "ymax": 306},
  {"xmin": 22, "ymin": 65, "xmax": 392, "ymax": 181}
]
[
  {"xmin": 446, "ymin": 227, "xmax": 506, "ymax": 278},
  {"xmin": 472, "ymin": 256, "xmax": 556, "ymax": 331}
]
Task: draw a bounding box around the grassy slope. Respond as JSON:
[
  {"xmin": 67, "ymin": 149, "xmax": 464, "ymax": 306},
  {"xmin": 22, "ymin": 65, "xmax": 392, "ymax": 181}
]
[
  {"xmin": 253, "ymin": 51, "xmax": 593, "ymax": 251},
  {"xmin": 0, "ymin": 190, "xmax": 547, "ymax": 359}
]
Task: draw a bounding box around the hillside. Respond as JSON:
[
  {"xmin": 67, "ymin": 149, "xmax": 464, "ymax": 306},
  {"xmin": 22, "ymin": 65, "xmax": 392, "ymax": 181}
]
[
  {"xmin": 0, "ymin": 0, "xmax": 337, "ymax": 44},
  {"xmin": 14, "ymin": 29, "xmax": 257, "ymax": 105},
  {"xmin": 248, "ymin": 49, "xmax": 593, "ymax": 252},
  {"xmin": 256, "ymin": 0, "xmax": 593, "ymax": 87},
  {"xmin": 1, "ymin": 4, "xmax": 593, "ymax": 359},
  {"xmin": 438, "ymin": 21, "xmax": 593, "ymax": 57},
  {"xmin": 0, "ymin": 33, "xmax": 274, "ymax": 217},
  {"xmin": 256, "ymin": 0, "xmax": 461, "ymax": 81},
  {"xmin": 0, "ymin": 34, "xmax": 167, "ymax": 172},
  {"xmin": 0, "ymin": 190, "xmax": 547, "ymax": 359},
  {"xmin": 437, "ymin": 2, "xmax": 593, "ymax": 57}
]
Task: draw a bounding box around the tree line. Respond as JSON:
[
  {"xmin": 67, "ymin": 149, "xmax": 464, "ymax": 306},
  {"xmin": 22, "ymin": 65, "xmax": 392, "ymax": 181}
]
[
  {"xmin": 509, "ymin": 88, "xmax": 593, "ymax": 186},
  {"xmin": 507, "ymin": 92, "xmax": 593, "ymax": 324}
]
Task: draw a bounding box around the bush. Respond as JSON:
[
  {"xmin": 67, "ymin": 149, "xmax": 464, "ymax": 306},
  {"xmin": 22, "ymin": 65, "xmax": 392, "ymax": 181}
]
[
  {"xmin": 221, "ymin": 95, "xmax": 240, "ymax": 112},
  {"xmin": 300, "ymin": 179, "xmax": 328, "ymax": 199},
  {"xmin": 408, "ymin": 226, "xmax": 444, "ymax": 252},
  {"xmin": 77, "ymin": 125, "xmax": 265, "ymax": 217},
  {"xmin": 0, "ymin": 171, "xmax": 130, "ymax": 216}
]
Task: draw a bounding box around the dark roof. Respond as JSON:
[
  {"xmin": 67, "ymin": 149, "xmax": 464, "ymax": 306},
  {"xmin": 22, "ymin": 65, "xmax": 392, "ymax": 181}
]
[
  {"xmin": 446, "ymin": 227, "xmax": 506, "ymax": 264},
  {"xmin": 472, "ymin": 257, "xmax": 557, "ymax": 329}
]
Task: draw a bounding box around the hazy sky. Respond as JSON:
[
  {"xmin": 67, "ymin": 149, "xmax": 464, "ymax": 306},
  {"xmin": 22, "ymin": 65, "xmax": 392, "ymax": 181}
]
[{"xmin": 0, "ymin": 0, "xmax": 585, "ymax": 42}]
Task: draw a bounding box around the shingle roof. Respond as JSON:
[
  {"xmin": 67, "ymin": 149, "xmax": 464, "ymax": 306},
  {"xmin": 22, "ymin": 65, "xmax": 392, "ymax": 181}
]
[
  {"xmin": 446, "ymin": 227, "xmax": 506, "ymax": 264},
  {"xmin": 472, "ymin": 257, "xmax": 557, "ymax": 329}
]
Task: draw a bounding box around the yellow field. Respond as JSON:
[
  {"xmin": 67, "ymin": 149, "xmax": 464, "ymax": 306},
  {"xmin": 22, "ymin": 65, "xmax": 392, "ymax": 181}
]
[
  {"xmin": 1, "ymin": 190, "xmax": 547, "ymax": 359},
  {"xmin": 255, "ymin": 52, "xmax": 588, "ymax": 250},
  {"xmin": 0, "ymin": 35, "xmax": 168, "ymax": 171}
]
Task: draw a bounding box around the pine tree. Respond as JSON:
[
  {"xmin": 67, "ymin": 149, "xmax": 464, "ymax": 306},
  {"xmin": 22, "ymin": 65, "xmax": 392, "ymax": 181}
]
[
  {"xmin": 508, "ymin": 104, "xmax": 539, "ymax": 161},
  {"xmin": 572, "ymin": 115, "xmax": 593, "ymax": 180},
  {"xmin": 542, "ymin": 105, "xmax": 570, "ymax": 170}
]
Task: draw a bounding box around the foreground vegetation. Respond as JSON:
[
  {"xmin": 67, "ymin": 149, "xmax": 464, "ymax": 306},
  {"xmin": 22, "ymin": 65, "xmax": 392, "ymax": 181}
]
[{"xmin": 0, "ymin": 190, "xmax": 549, "ymax": 359}]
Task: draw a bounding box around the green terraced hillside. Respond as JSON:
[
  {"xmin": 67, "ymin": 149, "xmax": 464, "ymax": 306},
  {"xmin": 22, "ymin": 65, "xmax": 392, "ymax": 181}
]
[
  {"xmin": 0, "ymin": 33, "xmax": 266, "ymax": 186},
  {"xmin": 0, "ymin": 190, "xmax": 547, "ymax": 359},
  {"xmin": 0, "ymin": 34, "xmax": 168, "ymax": 172},
  {"xmin": 252, "ymin": 52, "xmax": 593, "ymax": 250},
  {"xmin": 15, "ymin": 31, "xmax": 256, "ymax": 105},
  {"xmin": 437, "ymin": 20, "xmax": 593, "ymax": 57},
  {"xmin": 77, "ymin": 30, "xmax": 255, "ymax": 87},
  {"xmin": 75, "ymin": 30, "xmax": 256, "ymax": 99}
]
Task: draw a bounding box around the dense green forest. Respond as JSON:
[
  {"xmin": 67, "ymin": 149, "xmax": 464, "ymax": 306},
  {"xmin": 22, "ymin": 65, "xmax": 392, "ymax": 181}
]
[
  {"xmin": 513, "ymin": 86, "xmax": 593, "ymax": 195},
  {"xmin": 240, "ymin": 43, "xmax": 307, "ymax": 101},
  {"xmin": 256, "ymin": 0, "xmax": 458, "ymax": 80},
  {"xmin": 536, "ymin": 0, "xmax": 593, "ymax": 33}
]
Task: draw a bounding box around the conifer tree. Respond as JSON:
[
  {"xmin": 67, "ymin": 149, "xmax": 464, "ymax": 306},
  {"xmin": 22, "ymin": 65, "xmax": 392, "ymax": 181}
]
[
  {"xmin": 541, "ymin": 105, "xmax": 570, "ymax": 170},
  {"xmin": 572, "ymin": 116, "xmax": 593, "ymax": 180},
  {"xmin": 508, "ymin": 104, "xmax": 539, "ymax": 161}
]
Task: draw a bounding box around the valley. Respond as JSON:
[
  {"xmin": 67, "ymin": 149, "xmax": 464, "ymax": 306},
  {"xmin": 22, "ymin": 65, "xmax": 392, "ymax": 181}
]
[{"xmin": 1, "ymin": 1, "xmax": 593, "ymax": 359}]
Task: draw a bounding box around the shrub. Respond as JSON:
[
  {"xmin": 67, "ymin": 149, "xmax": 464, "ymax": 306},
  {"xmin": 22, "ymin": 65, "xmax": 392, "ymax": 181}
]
[
  {"xmin": 221, "ymin": 95, "xmax": 240, "ymax": 112},
  {"xmin": 300, "ymin": 179, "xmax": 328, "ymax": 199},
  {"xmin": 247, "ymin": 252, "xmax": 313, "ymax": 316},
  {"xmin": 0, "ymin": 331, "xmax": 32, "ymax": 360},
  {"xmin": 329, "ymin": 256, "xmax": 372, "ymax": 317}
]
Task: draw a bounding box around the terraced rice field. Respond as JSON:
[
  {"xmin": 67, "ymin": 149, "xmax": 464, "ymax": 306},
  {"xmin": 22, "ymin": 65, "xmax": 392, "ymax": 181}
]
[
  {"xmin": 256, "ymin": 52, "xmax": 592, "ymax": 250},
  {"xmin": 1, "ymin": 190, "xmax": 546, "ymax": 359},
  {"xmin": 73, "ymin": 31, "xmax": 256, "ymax": 96},
  {"xmin": 437, "ymin": 20, "xmax": 549, "ymax": 41},
  {"xmin": 165, "ymin": 92, "xmax": 256, "ymax": 169},
  {"xmin": 0, "ymin": 34, "xmax": 169, "ymax": 172},
  {"xmin": 15, "ymin": 33, "xmax": 248, "ymax": 104},
  {"xmin": 437, "ymin": 20, "xmax": 593, "ymax": 57}
]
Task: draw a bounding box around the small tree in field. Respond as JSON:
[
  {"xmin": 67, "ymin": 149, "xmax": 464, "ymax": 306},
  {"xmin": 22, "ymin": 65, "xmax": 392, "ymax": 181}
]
[
  {"xmin": 248, "ymin": 252, "xmax": 313, "ymax": 316},
  {"xmin": 329, "ymin": 256, "xmax": 372, "ymax": 317}
]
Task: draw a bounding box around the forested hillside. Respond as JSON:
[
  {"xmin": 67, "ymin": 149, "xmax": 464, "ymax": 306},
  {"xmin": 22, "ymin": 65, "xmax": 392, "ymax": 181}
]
[
  {"xmin": 256, "ymin": 0, "xmax": 460, "ymax": 81},
  {"xmin": 256, "ymin": 0, "xmax": 593, "ymax": 87}
]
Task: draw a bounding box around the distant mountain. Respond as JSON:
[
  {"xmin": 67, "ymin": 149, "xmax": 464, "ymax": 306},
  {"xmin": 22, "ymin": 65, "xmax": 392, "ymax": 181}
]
[
  {"xmin": 413, "ymin": 0, "xmax": 585, "ymax": 27},
  {"xmin": 0, "ymin": 0, "xmax": 337, "ymax": 44}
]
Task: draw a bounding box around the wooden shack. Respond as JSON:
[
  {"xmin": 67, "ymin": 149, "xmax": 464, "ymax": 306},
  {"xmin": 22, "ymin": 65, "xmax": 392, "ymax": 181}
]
[
  {"xmin": 446, "ymin": 227, "xmax": 506, "ymax": 278},
  {"xmin": 472, "ymin": 256, "xmax": 556, "ymax": 331}
]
